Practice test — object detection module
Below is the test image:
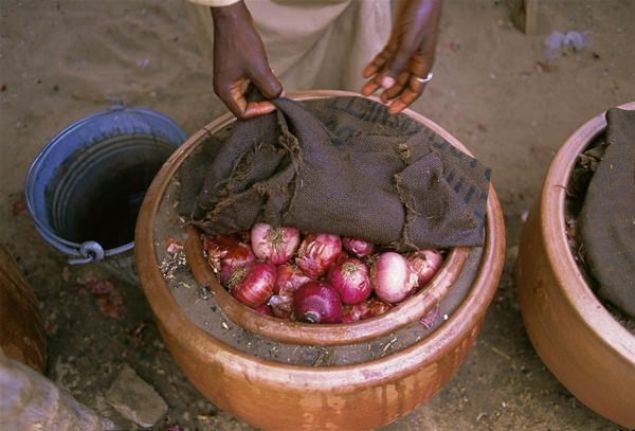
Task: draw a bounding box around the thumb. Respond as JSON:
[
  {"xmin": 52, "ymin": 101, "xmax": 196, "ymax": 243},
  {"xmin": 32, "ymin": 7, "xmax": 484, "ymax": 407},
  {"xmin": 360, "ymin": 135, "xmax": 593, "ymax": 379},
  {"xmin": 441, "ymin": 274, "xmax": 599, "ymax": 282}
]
[{"xmin": 250, "ymin": 66, "xmax": 283, "ymax": 100}]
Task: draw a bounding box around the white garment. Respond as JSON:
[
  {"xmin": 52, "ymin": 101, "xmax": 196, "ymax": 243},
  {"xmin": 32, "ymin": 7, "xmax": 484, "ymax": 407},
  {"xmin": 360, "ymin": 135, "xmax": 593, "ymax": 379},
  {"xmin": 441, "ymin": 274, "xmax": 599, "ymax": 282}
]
[
  {"xmin": 189, "ymin": 0, "xmax": 240, "ymax": 6},
  {"xmin": 185, "ymin": 0, "xmax": 392, "ymax": 92}
]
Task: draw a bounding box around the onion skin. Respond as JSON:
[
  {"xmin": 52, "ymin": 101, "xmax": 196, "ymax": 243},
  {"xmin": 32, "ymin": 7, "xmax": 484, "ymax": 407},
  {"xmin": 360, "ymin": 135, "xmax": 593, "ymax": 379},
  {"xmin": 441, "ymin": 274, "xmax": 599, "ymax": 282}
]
[
  {"xmin": 230, "ymin": 262, "xmax": 277, "ymax": 308},
  {"xmin": 254, "ymin": 303, "xmax": 274, "ymax": 317},
  {"xmin": 250, "ymin": 223, "xmax": 300, "ymax": 265},
  {"xmin": 327, "ymin": 258, "xmax": 372, "ymax": 305},
  {"xmin": 371, "ymin": 252, "xmax": 418, "ymax": 304},
  {"xmin": 293, "ymin": 281, "xmax": 343, "ymax": 324},
  {"xmin": 419, "ymin": 305, "xmax": 441, "ymax": 329},
  {"xmin": 274, "ymin": 263, "xmax": 312, "ymax": 295},
  {"xmin": 342, "ymin": 237, "xmax": 375, "ymax": 258},
  {"xmin": 341, "ymin": 298, "xmax": 392, "ymax": 323},
  {"xmin": 341, "ymin": 302, "xmax": 369, "ymax": 323},
  {"xmin": 366, "ymin": 298, "xmax": 393, "ymax": 317},
  {"xmin": 203, "ymin": 234, "xmax": 255, "ymax": 275},
  {"xmin": 269, "ymin": 263, "xmax": 312, "ymax": 318},
  {"xmin": 267, "ymin": 294, "xmax": 293, "ymax": 319},
  {"xmin": 296, "ymin": 233, "xmax": 342, "ymax": 279},
  {"xmin": 408, "ymin": 249, "xmax": 444, "ymax": 288}
]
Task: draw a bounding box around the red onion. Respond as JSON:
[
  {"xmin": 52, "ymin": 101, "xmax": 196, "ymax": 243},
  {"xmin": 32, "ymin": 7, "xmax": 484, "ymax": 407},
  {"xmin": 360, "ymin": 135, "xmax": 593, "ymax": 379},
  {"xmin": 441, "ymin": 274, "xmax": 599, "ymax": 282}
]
[
  {"xmin": 229, "ymin": 262, "xmax": 276, "ymax": 308},
  {"xmin": 327, "ymin": 258, "xmax": 371, "ymax": 305},
  {"xmin": 250, "ymin": 223, "xmax": 300, "ymax": 265},
  {"xmin": 274, "ymin": 263, "xmax": 312, "ymax": 295},
  {"xmin": 296, "ymin": 233, "xmax": 342, "ymax": 279},
  {"xmin": 203, "ymin": 234, "xmax": 255, "ymax": 275},
  {"xmin": 342, "ymin": 237, "xmax": 375, "ymax": 258},
  {"xmin": 371, "ymin": 252, "xmax": 418, "ymax": 304},
  {"xmin": 293, "ymin": 281, "xmax": 342, "ymax": 324},
  {"xmin": 268, "ymin": 263, "xmax": 312, "ymax": 318},
  {"xmin": 408, "ymin": 249, "xmax": 444, "ymax": 288}
]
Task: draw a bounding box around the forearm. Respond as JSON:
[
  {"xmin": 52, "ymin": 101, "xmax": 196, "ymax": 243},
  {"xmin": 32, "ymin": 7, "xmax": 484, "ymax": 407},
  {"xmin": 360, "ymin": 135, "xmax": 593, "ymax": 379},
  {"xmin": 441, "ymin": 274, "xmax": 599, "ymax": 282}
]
[
  {"xmin": 195, "ymin": 0, "xmax": 281, "ymax": 119},
  {"xmin": 210, "ymin": 0, "xmax": 253, "ymax": 28}
]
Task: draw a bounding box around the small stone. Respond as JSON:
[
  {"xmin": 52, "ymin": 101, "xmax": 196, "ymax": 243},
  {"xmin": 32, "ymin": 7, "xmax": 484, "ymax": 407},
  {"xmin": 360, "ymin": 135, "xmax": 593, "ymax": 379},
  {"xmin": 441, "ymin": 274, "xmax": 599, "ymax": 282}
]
[{"xmin": 105, "ymin": 364, "xmax": 167, "ymax": 428}]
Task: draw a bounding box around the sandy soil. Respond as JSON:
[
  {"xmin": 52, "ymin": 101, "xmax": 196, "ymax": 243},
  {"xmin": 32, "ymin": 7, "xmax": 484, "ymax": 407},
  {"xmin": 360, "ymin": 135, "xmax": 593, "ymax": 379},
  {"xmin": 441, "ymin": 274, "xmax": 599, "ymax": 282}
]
[{"xmin": 1, "ymin": 0, "xmax": 634, "ymax": 430}]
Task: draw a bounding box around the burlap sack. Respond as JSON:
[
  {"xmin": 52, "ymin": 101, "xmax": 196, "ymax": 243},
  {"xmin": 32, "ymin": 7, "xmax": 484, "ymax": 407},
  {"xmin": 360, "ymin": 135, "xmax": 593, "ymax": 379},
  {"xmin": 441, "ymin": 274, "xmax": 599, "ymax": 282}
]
[
  {"xmin": 579, "ymin": 107, "xmax": 635, "ymax": 318},
  {"xmin": 180, "ymin": 96, "xmax": 490, "ymax": 250}
]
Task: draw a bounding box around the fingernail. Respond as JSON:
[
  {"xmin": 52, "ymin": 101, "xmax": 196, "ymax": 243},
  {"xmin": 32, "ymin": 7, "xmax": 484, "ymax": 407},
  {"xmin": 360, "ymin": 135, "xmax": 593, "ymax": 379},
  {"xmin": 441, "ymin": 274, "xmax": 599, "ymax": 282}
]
[{"xmin": 381, "ymin": 76, "xmax": 395, "ymax": 89}]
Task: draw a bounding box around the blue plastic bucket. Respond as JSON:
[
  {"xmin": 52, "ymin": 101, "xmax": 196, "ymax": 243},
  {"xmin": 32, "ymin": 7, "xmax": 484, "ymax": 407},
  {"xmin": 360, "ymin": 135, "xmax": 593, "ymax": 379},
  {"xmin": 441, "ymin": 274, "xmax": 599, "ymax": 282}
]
[{"xmin": 25, "ymin": 106, "xmax": 185, "ymax": 273}]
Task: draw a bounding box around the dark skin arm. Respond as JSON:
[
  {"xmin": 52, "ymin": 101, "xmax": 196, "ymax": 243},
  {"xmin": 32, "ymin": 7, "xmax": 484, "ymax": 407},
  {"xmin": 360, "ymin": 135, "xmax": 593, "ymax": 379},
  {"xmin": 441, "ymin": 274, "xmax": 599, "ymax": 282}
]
[
  {"xmin": 211, "ymin": 1, "xmax": 282, "ymax": 120},
  {"xmin": 361, "ymin": 0, "xmax": 442, "ymax": 114},
  {"xmin": 210, "ymin": 0, "xmax": 441, "ymax": 118}
]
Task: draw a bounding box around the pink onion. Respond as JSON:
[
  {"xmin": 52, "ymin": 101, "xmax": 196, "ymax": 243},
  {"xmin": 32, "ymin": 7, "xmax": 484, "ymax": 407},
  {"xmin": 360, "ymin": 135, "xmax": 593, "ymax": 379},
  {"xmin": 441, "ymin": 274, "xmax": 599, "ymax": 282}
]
[
  {"xmin": 293, "ymin": 281, "xmax": 342, "ymax": 324},
  {"xmin": 327, "ymin": 258, "xmax": 371, "ymax": 305},
  {"xmin": 229, "ymin": 262, "xmax": 276, "ymax": 308},
  {"xmin": 342, "ymin": 237, "xmax": 375, "ymax": 258},
  {"xmin": 250, "ymin": 223, "xmax": 300, "ymax": 265},
  {"xmin": 296, "ymin": 233, "xmax": 342, "ymax": 279},
  {"xmin": 268, "ymin": 263, "xmax": 313, "ymax": 318},
  {"xmin": 371, "ymin": 252, "xmax": 418, "ymax": 304},
  {"xmin": 203, "ymin": 234, "xmax": 255, "ymax": 276},
  {"xmin": 408, "ymin": 249, "xmax": 444, "ymax": 288}
]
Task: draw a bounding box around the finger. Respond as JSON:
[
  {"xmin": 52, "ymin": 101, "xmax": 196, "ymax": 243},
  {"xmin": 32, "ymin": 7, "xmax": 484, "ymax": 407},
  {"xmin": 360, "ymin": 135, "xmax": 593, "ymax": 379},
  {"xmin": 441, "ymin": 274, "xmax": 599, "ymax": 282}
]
[
  {"xmin": 408, "ymin": 52, "xmax": 431, "ymax": 80},
  {"xmin": 250, "ymin": 65, "xmax": 283, "ymax": 99},
  {"xmin": 379, "ymin": 71, "xmax": 410, "ymax": 102},
  {"xmin": 217, "ymin": 89, "xmax": 247, "ymax": 119},
  {"xmin": 362, "ymin": 63, "xmax": 379, "ymax": 79},
  {"xmin": 361, "ymin": 65, "xmax": 387, "ymax": 96},
  {"xmin": 383, "ymin": 47, "xmax": 415, "ymax": 87},
  {"xmin": 215, "ymin": 79, "xmax": 250, "ymax": 119},
  {"xmin": 243, "ymin": 101, "xmax": 277, "ymax": 119},
  {"xmin": 387, "ymin": 77, "xmax": 425, "ymax": 114},
  {"xmin": 382, "ymin": 52, "xmax": 432, "ymax": 102},
  {"xmin": 361, "ymin": 77, "xmax": 382, "ymax": 97},
  {"xmin": 362, "ymin": 48, "xmax": 392, "ymax": 78}
]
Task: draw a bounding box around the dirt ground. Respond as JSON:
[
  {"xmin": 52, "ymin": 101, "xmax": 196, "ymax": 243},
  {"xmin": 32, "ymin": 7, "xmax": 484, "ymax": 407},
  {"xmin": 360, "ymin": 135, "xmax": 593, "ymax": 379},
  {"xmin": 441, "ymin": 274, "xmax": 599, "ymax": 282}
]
[{"xmin": 1, "ymin": 0, "xmax": 634, "ymax": 430}]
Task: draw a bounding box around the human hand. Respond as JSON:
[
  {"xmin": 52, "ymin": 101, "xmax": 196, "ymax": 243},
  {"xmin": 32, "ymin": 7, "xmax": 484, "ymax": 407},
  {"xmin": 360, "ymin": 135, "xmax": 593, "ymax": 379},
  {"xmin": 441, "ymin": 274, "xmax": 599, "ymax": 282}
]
[
  {"xmin": 211, "ymin": 1, "xmax": 283, "ymax": 120},
  {"xmin": 361, "ymin": 0, "xmax": 442, "ymax": 114}
]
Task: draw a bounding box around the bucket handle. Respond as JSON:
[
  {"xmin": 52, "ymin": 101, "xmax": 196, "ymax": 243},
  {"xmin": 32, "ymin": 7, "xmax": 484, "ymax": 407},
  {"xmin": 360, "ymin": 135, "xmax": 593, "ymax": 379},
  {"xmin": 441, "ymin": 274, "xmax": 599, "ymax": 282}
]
[{"xmin": 68, "ymin": 241, "xmax": 105, "ymax": 265}]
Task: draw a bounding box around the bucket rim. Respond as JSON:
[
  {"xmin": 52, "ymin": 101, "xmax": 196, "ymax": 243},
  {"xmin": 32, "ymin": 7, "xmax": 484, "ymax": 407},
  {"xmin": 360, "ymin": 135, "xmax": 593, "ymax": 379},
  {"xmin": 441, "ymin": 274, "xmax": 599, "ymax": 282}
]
[{"xmin": 24, "ymin": 105, "xmax": 186, "ymax": 259}]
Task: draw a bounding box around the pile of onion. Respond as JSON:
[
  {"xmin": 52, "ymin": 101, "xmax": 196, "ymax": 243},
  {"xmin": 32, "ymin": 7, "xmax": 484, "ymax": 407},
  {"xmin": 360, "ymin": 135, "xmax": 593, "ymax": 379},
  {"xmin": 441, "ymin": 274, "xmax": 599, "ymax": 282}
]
[{"xmin": 202, "ymin": 223, "xmax": 445, "ymax": 324}]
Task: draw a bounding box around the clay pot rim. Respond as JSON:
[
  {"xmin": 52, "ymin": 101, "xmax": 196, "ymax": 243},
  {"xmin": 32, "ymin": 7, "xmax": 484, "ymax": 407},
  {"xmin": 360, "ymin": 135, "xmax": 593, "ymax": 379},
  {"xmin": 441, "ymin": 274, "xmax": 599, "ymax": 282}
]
[
  {"xmin": 539, "ymin": 101, "xmax": 635, "ymax": 359},
  {"xmin": 135, "ymin": 90, "xmax": 505, "ymax": 387}
]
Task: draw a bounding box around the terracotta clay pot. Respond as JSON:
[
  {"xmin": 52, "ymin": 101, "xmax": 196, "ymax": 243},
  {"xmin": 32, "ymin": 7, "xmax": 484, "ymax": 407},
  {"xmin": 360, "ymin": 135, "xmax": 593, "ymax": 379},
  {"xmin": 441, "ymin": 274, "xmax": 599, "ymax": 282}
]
[
  {"xmin": 517, "ymin": 102, "xmax": 635, "ymax": 428},
  {"xmin": 136, "ymin": 90, "xmax": 505, "ymax": 430},
  {"xmin": 0, "ymin": 246, "xmax": 47, "ymax": 372}
]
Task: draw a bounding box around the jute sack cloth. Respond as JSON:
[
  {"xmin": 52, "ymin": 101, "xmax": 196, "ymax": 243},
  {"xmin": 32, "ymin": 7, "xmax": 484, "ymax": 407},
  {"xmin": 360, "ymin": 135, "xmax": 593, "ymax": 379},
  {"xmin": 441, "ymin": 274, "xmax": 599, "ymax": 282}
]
[
  {"xmin": 579, "ymin": 108, "xmax": 635, "ymax": 318},
  {"xmin": 180, "ymin": 96, "xmax": 490, "ymax": 250}
]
